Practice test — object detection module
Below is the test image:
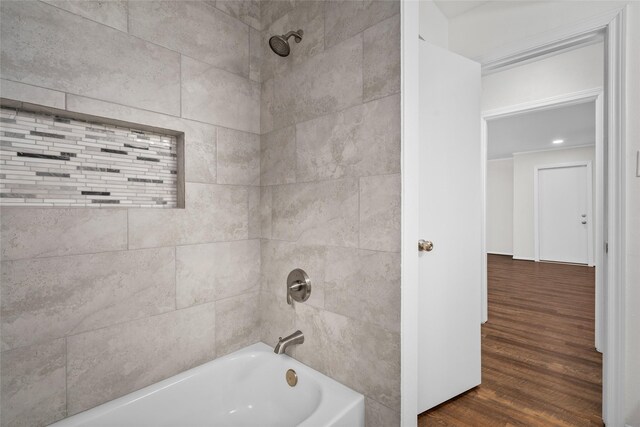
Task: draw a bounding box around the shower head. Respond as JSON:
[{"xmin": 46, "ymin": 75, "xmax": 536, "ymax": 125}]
[{"xmin": 269, "ymin": 29, "xmax": 304, "ymax": 57}]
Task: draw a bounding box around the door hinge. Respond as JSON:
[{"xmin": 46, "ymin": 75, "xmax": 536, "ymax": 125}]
[{"xmin": 605, "ymin": 242, "xmax": 609, "ymax": 254}]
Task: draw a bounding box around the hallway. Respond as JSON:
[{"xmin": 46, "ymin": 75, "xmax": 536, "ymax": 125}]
[{"xmin": 419, "ymin": 255, "xmax": 602, "ymax": 426}]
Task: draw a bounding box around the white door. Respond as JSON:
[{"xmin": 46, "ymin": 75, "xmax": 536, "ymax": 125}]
[
  {"xmin": 537, "ymin": 164, "xmax": 591, "ymax": 264},
  {"xmin": 418, "ymin": 41, "xmax": 482, "ymax": 413}
]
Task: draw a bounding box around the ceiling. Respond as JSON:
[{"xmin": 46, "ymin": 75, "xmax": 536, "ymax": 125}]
[
  {"xmin": 487, "ymin": 101, "xmax": 596, "ymax": 160},
  {"xmin": 433, "ymin": 1, "xmax": 489, "ymax": 19}
]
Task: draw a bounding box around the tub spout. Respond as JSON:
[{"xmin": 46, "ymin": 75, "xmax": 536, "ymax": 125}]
[{"xmin": 274, "ymin": 330, "xmax": 304, "ymax": 354}]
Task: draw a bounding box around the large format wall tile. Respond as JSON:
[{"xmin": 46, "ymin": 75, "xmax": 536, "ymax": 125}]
[
  {"xmin": 250, "ymin": 27, "xmax": 262, "ymax": 82},
  {"xmin": 0, "ymin": 79, "xmax": 65, "ymax": 110},
  {"xmin": 0, "ymin": 1, "xmax": 181, "ymax": 116},
  {"xmin": 129, "ymin": 1, "xmax": 249, "ymax": 78},
  {"xmin": 0, "ymin": 208, "xmax": 127, "ymax": 261},
  {"xmin": 182, "ymin": 56, "xmax": 260, "ymax": 134},
  {"xmin": 214, "ymin": 0, "xmax": 261, "ymax": 31},
  {"xmin": 259, "ymin": 291, "xmax": 295, "ymax": 347},
  {"xmin": 294, "ymin": 304, "xmax": 400, "ymax": 410},
  {"xmin": 260, "ymin": 186, "xmax": 273, "ymax": 239},
  {"xmin": 217, "ymin": 128, "xmax": 260, "ymax": 186},
  {"xmin": 258, "ymin": 1, "xmax": 402, "ymax": 422},
  {"xmin": 261, "ymin": 35, "xmax": 363, "ymax": 133},
  {"xmin": 67, "ymin": 303, "xmax": 216, "ymax": 415},
  {"xmin": 296, "ymin": 94, "xmax": 400, "ymax": 181},
  {"xmin": 248, "ymin": 186, "xmax": 261, "ymax": 238},
  {"xmin": 128, "ymin": 183, "xmax": 249, "ymax": 249},
  {"xmin": 261, "ymin": 125, "xmax": 296, "ymax": 185},
  {"xmin": 216, "ymin": 292, "xmax": 261, "ymax": 357},
  {"xmin": 261, "ymin": 1, "xmax": 325, "ymax": 83},
  {"xmin": 176, "ymin": 240, "xmax": 260, "ymax": 308},
  {"xmin": 363, "ymin": 14, "xmax": 401, "ymax": 102},
  {"xmin": 365, "ymin": 397, "xmax": 400, "ymax": 427},
  {"xmin": 184, "ymin": 124, "xmax": 218, "ymax": 184},
  {"xmin": 261, "ymin": 0, "xmax": 296, "ymax": 30},
  {"xmin": 359, "ymin": 174, "xmax": 401, "ymax": 252},
  {"xmin": 271, "ymin": 178, "xmax": 359, "ymax": 247},
  {"xmin": 324, "ymin": 247, "xmax": 400, "ymax": 332},
  {"xmin": 1, "ymin": 248, "xmax": 175, "ymax": 351},
  {"xmin": 324, "ymin": 0, "xmax": 399, "ymax": 48},
  {"xmin": 261, "ymin": 239, "xmax": 326, "ymax": 309},
  {"xmin": 41, "ymin": 0, "xmax": 128, "ymax": 31},
  {"xmin": 1, "ymin": 340, "xmax": 66, "ymax": 427}
]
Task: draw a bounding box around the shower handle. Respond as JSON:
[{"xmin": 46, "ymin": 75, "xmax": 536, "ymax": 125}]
[{"xmin": 286, "ymin": 269, "xmax": 312, "ymax": 305}]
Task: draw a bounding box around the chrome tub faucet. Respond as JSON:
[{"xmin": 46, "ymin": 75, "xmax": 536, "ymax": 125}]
[{"xmin": 274, "ymin": 330, "xmax": 304, "ymax": 354}]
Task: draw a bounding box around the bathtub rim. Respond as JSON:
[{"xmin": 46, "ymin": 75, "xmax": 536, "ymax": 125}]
[{"xmin": 51, "ymin": 341, "xmax": 364, "ymax": 427}]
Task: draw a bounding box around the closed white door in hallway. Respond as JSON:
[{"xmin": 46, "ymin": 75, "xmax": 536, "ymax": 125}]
[{"xmin": 537, "ymin": 163, "xmax": 592, "ymax": 265}]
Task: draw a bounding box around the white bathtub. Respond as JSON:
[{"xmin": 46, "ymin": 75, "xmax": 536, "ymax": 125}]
[{"xmin": 52, "ymin": 342, "xmax": 364, "ymax": 427}]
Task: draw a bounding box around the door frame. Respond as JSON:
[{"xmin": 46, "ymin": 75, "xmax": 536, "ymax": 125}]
[
  {"xmin": 481, "ymin": 88, "xmax": 604, "ymax": 353},
  {"xmin": 401, "ymin": 5, "xmax": 627, "ymax": 427},
  {"xmin": 533, "ymin": 161, "xmax": 594, "ymax": 266}
]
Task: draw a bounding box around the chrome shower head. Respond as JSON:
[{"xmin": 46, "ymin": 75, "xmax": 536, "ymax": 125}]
[{"xmin": 269, "ymin": 29, "xmax": 304, "ymax": 57}]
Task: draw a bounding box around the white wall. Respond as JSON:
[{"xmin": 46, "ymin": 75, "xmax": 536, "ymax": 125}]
[
  {"xmin": 447, "ymin": 1, "xmax": 628, "ymax": 61},
  {"xmin": 512, "ymin": 146, "xmax": 596, "ymax": 261},
  {"xmin": 482, "ymin": 43, "xmax": 604, "ymax": 112},
  {"xmin": 419, "ymin": 0, "xmax": 449, "ymax": 49},
  {"xmin": 486, "ymin": 159, "xmax": 514, "ymax": 254}
]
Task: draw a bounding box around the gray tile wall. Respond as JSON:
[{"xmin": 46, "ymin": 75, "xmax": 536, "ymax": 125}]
[
  {"xmin": 257, "ymin": 2, "xmax": 401, "ymax": 426},
  {"xmin": 0, "ymin": 1, "xmax": 261, "ymax": 426},
  {"xmin": 0, "ymin": 1, "xmax": 401, "ymax": 426}
]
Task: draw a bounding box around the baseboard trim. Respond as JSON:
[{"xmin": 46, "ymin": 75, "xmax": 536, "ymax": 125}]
[
  {"xmin": 487, "ymin": 251, "xmax": 513, "ymax": 256},
  {"xmin": 512, "ymin": 256, "xmax": 536, "ymax": 261}
]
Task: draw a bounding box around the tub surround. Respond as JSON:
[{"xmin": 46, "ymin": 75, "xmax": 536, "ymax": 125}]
[
  {"xmin": 0, "ymin": 1, "xmax": 260, "ymax": 426},
  {"xmin": 0, "ymin": 1, "xmax": 401, "ymax": 426},
  {"xmin": 258, "ymin": 1, "xmax": 401, "ymax": 425}
]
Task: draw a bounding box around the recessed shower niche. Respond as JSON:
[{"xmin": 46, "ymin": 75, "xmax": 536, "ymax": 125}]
[{"xmin": 0, "ymin": 106, "xmax": 184, "ymax": 208}]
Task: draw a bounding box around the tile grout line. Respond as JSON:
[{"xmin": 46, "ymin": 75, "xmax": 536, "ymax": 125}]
[
  {"xmin": 215, "ymin": 127, "xmax": 219, "ymax": 185},
  {"xmin": 2, "ymin": 292, "xmax": 237, "ymax": 356},
  {"xmin": 358, "ymin": 176, "xmax": 361, "ymax": 249},
  {"xmin": 125, "ymin": 0, "xmax": 130, "ymax": 34},
  {"xmin": 361, "ymin": 31, "xmax": 365, "ymax": 104},
  {"xmin": 0, "ymin": 237, "xmax": 265, "ymax": 264}
]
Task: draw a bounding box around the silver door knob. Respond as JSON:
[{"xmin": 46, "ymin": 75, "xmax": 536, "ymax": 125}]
[{"xmin": 418, "ymin": 240, "xmax": 434, "ymax": 252}]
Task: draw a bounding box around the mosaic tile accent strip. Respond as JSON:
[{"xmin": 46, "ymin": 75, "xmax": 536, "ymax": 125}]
[{"xmin": 0, "ymin": 108, "xmax": 178, "ymax": 207}]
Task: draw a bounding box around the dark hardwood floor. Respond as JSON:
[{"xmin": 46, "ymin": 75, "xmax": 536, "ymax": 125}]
[{"xmin": 419, "ymin": 254, "xmax": 602, "ymax": 426}]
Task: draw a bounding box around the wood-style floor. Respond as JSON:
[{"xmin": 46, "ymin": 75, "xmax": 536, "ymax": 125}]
[{"xmin": 419, "ymin": 254, "xmax": 602, "ymax": 426}]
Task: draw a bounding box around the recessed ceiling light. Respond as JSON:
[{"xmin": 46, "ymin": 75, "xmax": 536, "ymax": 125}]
[{"xmin": 552, "ymin": 139, "xmax": 564, "ymax": 144}]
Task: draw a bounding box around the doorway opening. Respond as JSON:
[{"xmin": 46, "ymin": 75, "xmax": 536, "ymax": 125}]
[
  {"xmin": 423, "ymin": 65, "xmax": 604, "ymax": 424},
  {"xmin": 401, "ymin": 3, "xmax": 627, "ymax": 426}
]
